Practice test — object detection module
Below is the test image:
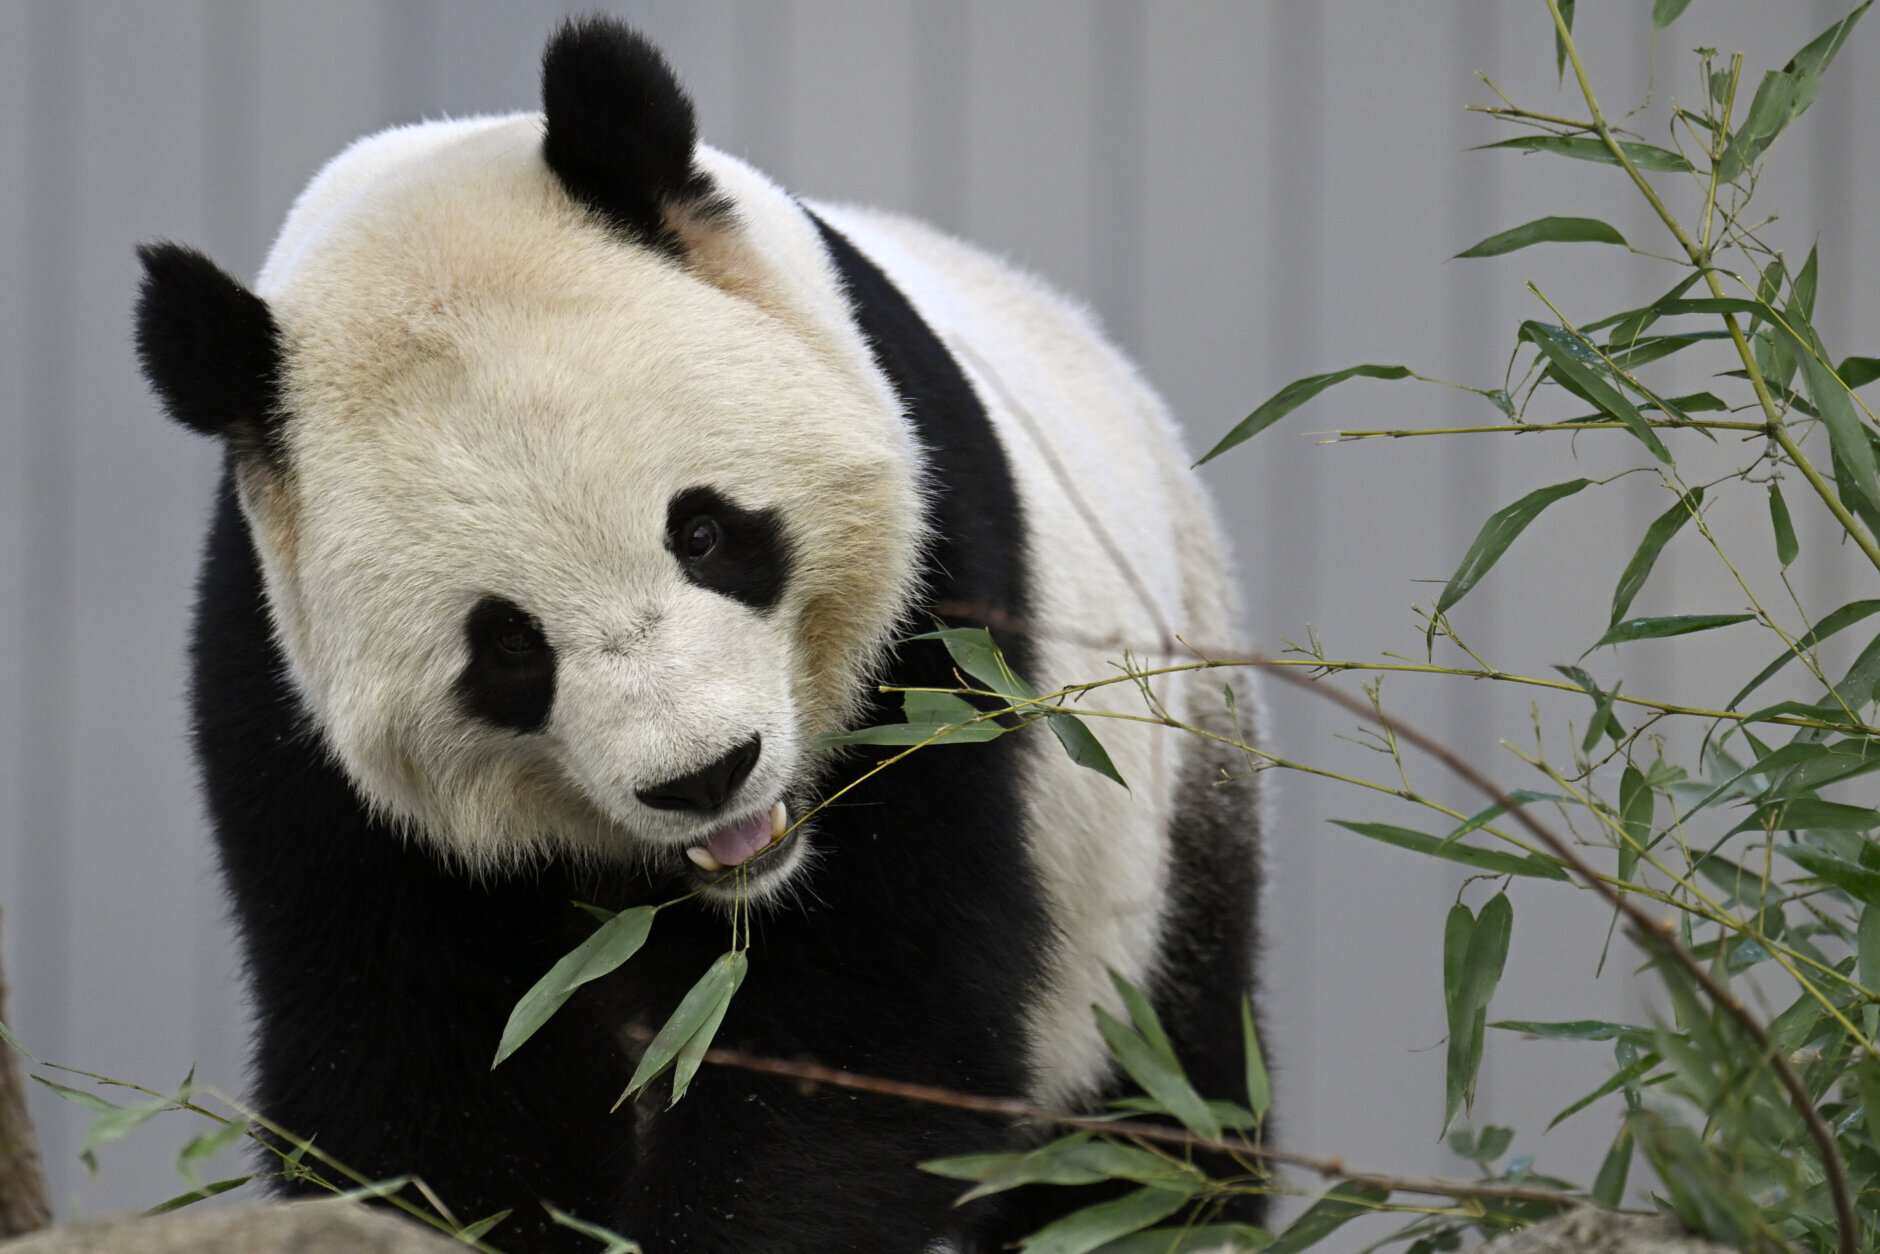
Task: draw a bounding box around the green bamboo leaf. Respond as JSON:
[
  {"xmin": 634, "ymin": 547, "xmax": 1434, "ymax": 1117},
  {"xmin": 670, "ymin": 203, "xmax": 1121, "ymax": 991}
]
[
  {"xmin": 1609, "ymin": 489, "xmax": 1702, "ymax": 626},
  {"xmin": 1522, "ymin": 323, "xmax": 1670, "ymax": 461},
  {"xmin": 1585, "ymin": 273, "xmax": 1702, "ymax": 338},
  {"xmin": 1094, "ymin": 1224, "xmax": 1274, "ymax": 1254},
  {"xmin": 1241, "ymin": 997, "xmax": 1271, "ymax": 1125},
  {"xmin": 670, "ymin": 966, "xmax": 740, "ymax": 1106},
  {"xmin": 1589, "ymin": 613, "xmax": 1755, "ymax": 650},
  {"xmin": 812, "ymin": 720, "xmax": 1005, "ymax": 750},
  {"xmin": 547, "ymin": 1206, "xmax": 643, "ymax": 1254},
  {"xmin": 33, "ymin": 1076, "xmax": 122, "ymax": 1116},
  {"xmin": 1439, "ymin": 790, "xmax": 1575, "ymax": 849},
  {"xmin": 908, "ymin": 626, "xmax": 1032, "ymax": 701},
  {"xmin": 495, "ymin": 906, "xmax": 656, "ymax": 1068},
  {"xmin": 1791, "ymin": 246, "xmax": 1820, "ymax": 323},
  {"xmin": 903, "ymin": 689, "xmax": 983, "ymax": 725},
  {"xmin": 144, "ymin": 1176, "xmax": 253, "ymax": 1217},
  {"xmin": 1766, "ymin": 483, "xmax": 1800, "ymax": 568},
  {"xmin": 1544, "ymin": 1052, "xmax": 1659, "ymax": 1129},
  {"xmin": 174, "ymin": 1118, "xmax": 245, "ymax": 1190},
  {"xmin": 1454, "ymin": 216, "xmax": 1627, "ymax": 259},
  {"xmin": 1019, "ymin": 1187, "xmax": 1191, "ymax": 1254},
  {"xmin": 1110, "ymin": 970, "xmax": 1177, "ymax": 1067},
  {"xmin": 1591, "ymin": 1122, "xmax": 1634, "ymax": 1208},
  {"xmin": 1860, "ymin": 903, "xmax": 1880, "ymax": 994},
  {"xmin": 1266, "ymin": 1183, "xmax": 1390, "ymax": 1254},
  {"xmin": 1617, "ymin": 764, "xmax": 1652, "ymax": 885},
  {"xmin": 1553, "ymin": 0, "xmax": 1575, "ymax": 79},
  {"xmin": 455, "ymin": 1211, "xmax": 513, "ymax": 1242},
  {"xmin": 1860, "ymin": 1057, "xmax": 1880, "ymax": 1167},
  {"xmin": 1048, "ymin": 711, "xmax": 1128, "ymax": 789},
  {"xmin": 1490, "ymin": 1019, "xmax": 1652, "ymax": 1043},
  {"xmin": 1728, "ymin": 599, "xmax": 1880, "ymax": 709},
  {"xmin": 1801, "ymin": 350, "xmax": 1880, "ymax": 512},
  {"xmin": 0, "ymin": 1017, "xmax": 34, "ymax": 1064},
  {"xmin": 1333, "ymin": 821, "xmax": 1567, "ymax": 881},
  {"xmin": 1554, "ymin": 666, "xmax": 1625, "ymax": 746},
  {"xmin": 1446, "ymin": 893, "xmax": 1514, "ymax": 1130},
  {"xmin": 1433, "ymin": 478, "xmax": 1593, "ymax": 620},
  {"xmin": 1841, "ymin": 356, "xmax": 1880, "ymax": 389},
  {"xmin": 1196, "ymin": 365, "xmax": 1413, "ymax": 465},
  {"xmin": 1475, "ymin": 134, "xmax": 1692, "ymax": 173},
  {"xmin": 1652, "ymin": 0, "xmax": 1692, "ymax": 26},
  {"xmin": 1096, "ymin": 1007, "xmax": 1220, "ymax": 1142},
  {"xmin": 1720, "ymin": 4, "xmax": 1870, "ymax": 181},
  {"xmin": 1766, "ymin": 800, "xmax": 1880, "ymax": 835},
  {"xmin": 622, "ymin": 950, "xmax": 747, "ymax": 1103},
  {"xmin": 1778, "ymin": 845, "xmax": 1880, "ymax": 906}
]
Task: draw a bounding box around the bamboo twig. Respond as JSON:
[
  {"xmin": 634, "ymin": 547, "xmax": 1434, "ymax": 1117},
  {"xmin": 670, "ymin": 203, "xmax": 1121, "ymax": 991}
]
[{"xmin": 1266, "ymin": 649, "xmax": 1858, "ymax": 1254}]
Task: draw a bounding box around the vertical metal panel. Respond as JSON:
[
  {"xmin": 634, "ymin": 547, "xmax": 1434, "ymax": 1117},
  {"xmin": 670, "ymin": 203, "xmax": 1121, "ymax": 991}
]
[
  {"xmin": 15, "ymin": 0, "xmax": 81, "ymax": 1204},
  {"xmin": 3, "ymin": 1, "xmax": 1877, "ymax": 1237}
]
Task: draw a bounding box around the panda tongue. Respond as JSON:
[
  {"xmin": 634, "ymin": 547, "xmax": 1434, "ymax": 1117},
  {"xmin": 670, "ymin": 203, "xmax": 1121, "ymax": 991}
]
[{"xmin": 703, "ymin": 810, "xmax": 774, "ymax": 869}]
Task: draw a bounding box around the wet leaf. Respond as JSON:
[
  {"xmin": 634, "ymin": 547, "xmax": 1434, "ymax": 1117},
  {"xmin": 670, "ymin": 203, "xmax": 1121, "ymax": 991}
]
[
  {"xmin": 1197, "ymin": 364, "xmax": 1413, "ymax": 465},
  {"xmin": 1610, "ymin": 489, "xmax": 1703, "ymax": 626},
  {"xmin": 1019, "ymin": 1186, "xmax": 1191, "ymax": 1254},
  {"xmin": 495, "ymin": 906, "xmax": 656, "ymax": 1068},
  {"xmin": 1434, "ymin": 478, "xmax": 1593, "ymax": 621},
  {"xmin": 1332, "ymin": 821, "xmax": 1567, "ymax": 880},
  {"xmin": 1590, "ymin": 613, "xmax": 1756, "ymax": 650},
  {"xmin": 1475, "ymin": 134, "xmax": 1693, "ymax": 173},
  {"xmin": 1455, "ymin": 216, "xmax": 1627, "ymax": 259}
]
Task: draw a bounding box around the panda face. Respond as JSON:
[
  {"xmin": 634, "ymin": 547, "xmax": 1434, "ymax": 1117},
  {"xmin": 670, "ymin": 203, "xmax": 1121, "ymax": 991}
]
[{"xmin": 201, "ymin": 118, "xmax": 924, "ymax": 891}]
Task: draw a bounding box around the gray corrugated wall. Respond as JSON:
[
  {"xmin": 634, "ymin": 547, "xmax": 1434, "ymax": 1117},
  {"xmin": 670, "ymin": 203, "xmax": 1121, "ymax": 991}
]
[{"xmin": 1, "ymin": 1, "xmax": 1874, "ymax": 1239}]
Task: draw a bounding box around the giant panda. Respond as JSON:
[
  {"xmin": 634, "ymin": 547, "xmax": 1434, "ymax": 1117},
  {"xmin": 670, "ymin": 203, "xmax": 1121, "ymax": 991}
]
[{"xmin": 133, "ymin": 17, "xmax": 1262, "ymax": 1254}]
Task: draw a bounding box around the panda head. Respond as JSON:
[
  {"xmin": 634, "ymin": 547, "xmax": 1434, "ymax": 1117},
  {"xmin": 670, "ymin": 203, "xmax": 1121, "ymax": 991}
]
[{"xmin": 134, "ymin": 18, "xmax": 924, "ymax": 895}]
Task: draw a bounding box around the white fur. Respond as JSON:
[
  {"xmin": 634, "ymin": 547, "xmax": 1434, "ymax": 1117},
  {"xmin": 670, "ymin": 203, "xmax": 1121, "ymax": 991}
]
[
  {"xmin": 811, "ymin": 206, "xmax": 1242, "ymax": 1107},
  {"xmin": 249, "ymin": 114, "xmax": 1243, "ymax": 1104}
]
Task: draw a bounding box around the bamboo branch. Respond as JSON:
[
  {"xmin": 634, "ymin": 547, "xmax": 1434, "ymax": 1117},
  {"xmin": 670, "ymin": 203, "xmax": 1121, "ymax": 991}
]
[
  {"xmin": 1264, "ymin": 653, "xmax": 1858, "ymax": 1254},
  {"xmin": 666, "ymin": 1038, "xmax": 1587, "ymax": 1211}
]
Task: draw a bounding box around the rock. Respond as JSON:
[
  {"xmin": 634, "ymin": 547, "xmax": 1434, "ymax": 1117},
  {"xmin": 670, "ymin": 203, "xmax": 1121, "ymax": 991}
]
[
  {"xmin": 1483, "ymin": 1207, "xmax": 1738, "ymax": 1254},
  {"xmin": 0, "ymin": 1199, "xmax": 465, "ymax": 1253}
]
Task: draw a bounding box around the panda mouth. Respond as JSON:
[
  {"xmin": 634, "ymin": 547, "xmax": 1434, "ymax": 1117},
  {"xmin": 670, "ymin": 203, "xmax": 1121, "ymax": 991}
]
[{"xmin": 684, "ymin": 800, "xmax": 790, "ymax": 874}]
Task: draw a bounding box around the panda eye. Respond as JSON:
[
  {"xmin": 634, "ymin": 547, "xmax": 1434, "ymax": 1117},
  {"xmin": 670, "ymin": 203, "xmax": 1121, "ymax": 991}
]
[
  {"xmin": 495, "ymin": 619, "xmax": 544, "ymax": 656},
  {"xmin": 681, "ymin": 515, "xmax": 720, "ymax": 560}
]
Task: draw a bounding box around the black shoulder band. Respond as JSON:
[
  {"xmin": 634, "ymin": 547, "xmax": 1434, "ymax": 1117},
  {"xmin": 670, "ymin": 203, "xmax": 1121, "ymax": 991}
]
[{"xmin": 804, "ymin": 213, "xmax": 1033, "ymax": 683}]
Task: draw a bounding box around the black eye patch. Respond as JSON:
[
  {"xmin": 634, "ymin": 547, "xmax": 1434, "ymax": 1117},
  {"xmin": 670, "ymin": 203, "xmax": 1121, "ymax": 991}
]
[
  {"xmin": 456, "ymin": 596, "xmax": 557, "ymax": 732},
  {"xmin": 665, "ymin": 486, "xmax": 792, "ymax": 611}
]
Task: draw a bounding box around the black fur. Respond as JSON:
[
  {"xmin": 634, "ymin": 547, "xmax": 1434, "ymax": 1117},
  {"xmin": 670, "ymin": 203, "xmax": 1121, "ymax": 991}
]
[
  {"xmin": 541, "ymin": 18, "xmax": 724, "ymax": 255},
  {"xmin": 664, "ymin": 486, "xmax": 793, "ymax": 612},
  {"xmin": 185, "ymin": 226, "xmax": 1057, "ymax": 1250},
  {"xmin": 456, "ymin": 596, "xmax": 557, "ymax": 733},
  {"xmin": 133, "ymin": 243, "xmax": 284, "ymax": 461}
]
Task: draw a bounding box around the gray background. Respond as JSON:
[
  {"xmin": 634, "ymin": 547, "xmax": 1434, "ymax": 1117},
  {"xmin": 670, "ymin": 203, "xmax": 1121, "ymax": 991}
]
[{"xmin": 2, "ymin": 0, "xmax": 1876, "ymax": 1241}]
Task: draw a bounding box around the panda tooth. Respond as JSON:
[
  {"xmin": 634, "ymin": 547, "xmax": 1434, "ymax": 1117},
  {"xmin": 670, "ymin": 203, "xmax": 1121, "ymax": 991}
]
[
  {"xmin": 686, "ymin": 846, "xmax": 725, "ymax": 873},
  {"xmin": 770, "ymin": 801, "xmax": 789, "ymax": 840}
]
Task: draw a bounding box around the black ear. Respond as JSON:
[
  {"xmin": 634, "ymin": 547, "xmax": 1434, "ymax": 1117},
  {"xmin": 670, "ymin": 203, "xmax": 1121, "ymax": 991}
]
[
  {"xmin": 134, "ymin": 243, "xmax": 283, "ymax": 454},
  {"xmin": 541, "ymin": 17, "xmax": 723, "ymax": 253}
]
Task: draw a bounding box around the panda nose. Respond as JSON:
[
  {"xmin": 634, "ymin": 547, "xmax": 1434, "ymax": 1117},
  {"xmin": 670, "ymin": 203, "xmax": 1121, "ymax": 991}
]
[{"xmin": 636, "ymin": 734, "xmax": 762, "ymax": 813}]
